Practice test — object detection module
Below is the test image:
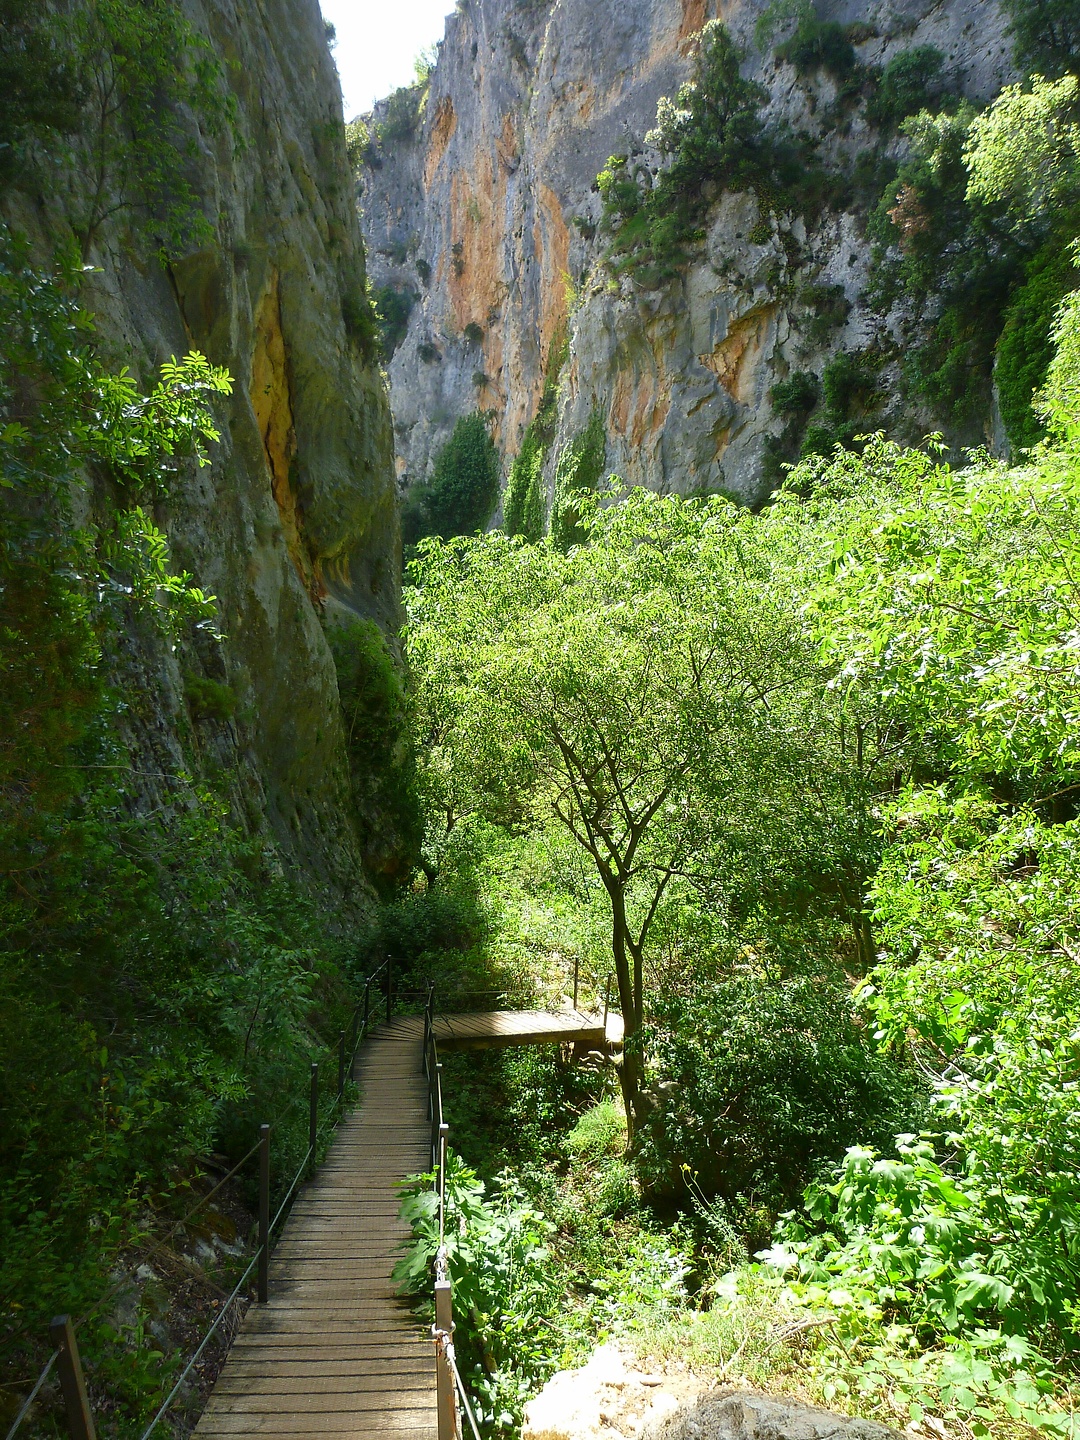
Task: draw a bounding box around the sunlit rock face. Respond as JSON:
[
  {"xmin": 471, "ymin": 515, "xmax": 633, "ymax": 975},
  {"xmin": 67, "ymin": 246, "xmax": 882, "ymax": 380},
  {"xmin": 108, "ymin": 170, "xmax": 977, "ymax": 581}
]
[
  {"xmin": 360, "ymin": 0, "xmax": 1014, "ymax": 509},
  {"xmin": 3, "ymin": 0, "xmax": 401, "ymax": 902}
]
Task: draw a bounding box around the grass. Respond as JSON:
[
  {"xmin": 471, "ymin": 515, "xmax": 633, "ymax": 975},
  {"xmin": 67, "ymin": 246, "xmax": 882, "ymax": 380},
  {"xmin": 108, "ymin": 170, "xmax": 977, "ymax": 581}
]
[{"xmin": 631, "ymin": 1268, "xmax": 1079, "ymax": 1440}]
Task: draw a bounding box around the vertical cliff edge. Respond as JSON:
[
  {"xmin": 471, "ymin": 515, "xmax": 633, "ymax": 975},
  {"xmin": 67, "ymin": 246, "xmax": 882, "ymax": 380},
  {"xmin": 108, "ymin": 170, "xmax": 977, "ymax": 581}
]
[
  {"xmin": 4, "ymin": 0, "xmax": 402, "ymax": 905},
  {"xmin": 361, "ymin": 0, "xmax": 1015, "ymax": 509}
]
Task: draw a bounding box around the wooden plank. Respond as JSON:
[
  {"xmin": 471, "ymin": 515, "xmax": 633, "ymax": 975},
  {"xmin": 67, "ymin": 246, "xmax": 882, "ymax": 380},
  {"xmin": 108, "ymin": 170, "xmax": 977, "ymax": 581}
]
[
  {"xmin": 215, "ymin": 1374, "xmax": 435, "ymax": 1389},
  {"xmin": 432, "ymin": 1008, "xmax": 608, "ymax": 1051},
  {"xmin": 201, "ymin": 1389, "xmax": 435, "ymax": 1414},
  {"xmin": 197, "ymin": 1414, "xmax": 437, "ymax": 1433}
]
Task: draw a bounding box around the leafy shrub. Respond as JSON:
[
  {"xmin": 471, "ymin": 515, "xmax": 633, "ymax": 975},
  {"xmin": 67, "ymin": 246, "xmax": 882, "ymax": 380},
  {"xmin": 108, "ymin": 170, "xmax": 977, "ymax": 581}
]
[
  {"xmin": 565, "ymin": 1101, "xmax": 627, "ymax": 1160},
  {"xmin": 372, "ymin": 284, "xmax": 416, "ymax": 359},
  {"xmin": 771, "ymin": 371, "xmax": 820, "ymax": 415},
  {"xmin": 341, "ymin": 285, "xmax": 381, "ymax": 363},
  {"xmin": 868, "ymin": 106, "xmax": 1027, "ymax": 431},
  {"xmin": 503, "ymin": 392, "xmax": 556, "ymax": 543},
  {"xmin": 1002, "ymin": 0, "xmax": 1080, "ymax": 77},
  {"xmin": 417, "ymin": 340, "xmax": 440, "ymax": 362},
  {"xmin": 415, "ymin": 257, "xmax": 432, "ymax": 285},
  {"xmin": 377, "ymin": 84, "xmax": 423, "ymax": 145},
  {"xmin": 403, "ymin": 412, "xmax": 501, "ymax": 545},
  {"xmin": 599, "ymin": 22, "xmax": 772, "ymax": 285},
  {"xmin": 463, "ymin": 321, "xmax": 485, "ymax": 345},
  {"xmin": 996, "ymin": 241, "xmax": 1078, "ymax": 451},
  {"xmin": 774, "ymin": 1130, "xmax": 1080, "ymax": 1395},
  {"xmin": 344, "ymin": 116, "xmax": 371, "ymax": 170},
  {"xmin": 370, "ymin": 884, "xmax": 490, "ymax": 996},
  {"xmin": 775, "ymin": 9, "xmax": 858, "ymax": 86},
  {"xmin": 550, "ymin": 408, "xmax": 607, "ymax": 550},
  {"xmin": 866, "ymin": 46, "xmax": 947, "ymax": 131},
  {"xmin": 765, "ymin": 372, "xmax": 822, "ymax": 483},
  {"xmin": 797, "ymin": 280, "xmax": 851, "ymax": 343},
  {"xmin": 395, "ymin": 1144, "xmax": 689, "ymax": 1430},
  {"xmin": 184, "ymin": 672, "xmax": 237, "ymax": 722},
  {"xmin": 395, "ymin": 1156, "xmax": 576, "ymax": 1429},
  {"xmin": 639, "ymin": 974, "xmax": 922, "ymax": 1208},
  {"xmin": 800, "ymin": 350, "xmax": 883, "ymax": 457}
]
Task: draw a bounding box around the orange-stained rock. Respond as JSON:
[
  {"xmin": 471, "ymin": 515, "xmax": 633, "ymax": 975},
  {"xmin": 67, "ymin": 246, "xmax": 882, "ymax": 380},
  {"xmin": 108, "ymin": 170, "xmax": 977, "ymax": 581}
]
[
  {"xmin": 360, "ymin": 0, "xmax": 1015, "ymax": 510},
  {"xmin": 424, "ymin": 97, "xmax": 457, "ymax": 187}
]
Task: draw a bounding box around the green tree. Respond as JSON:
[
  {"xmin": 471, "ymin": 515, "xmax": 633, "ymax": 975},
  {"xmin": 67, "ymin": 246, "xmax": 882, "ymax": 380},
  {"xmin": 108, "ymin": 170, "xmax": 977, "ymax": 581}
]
[
  {"xmin": 407, "ymin": 492, "xmax": 881, "ymax": 1132},
  {"xmin": 404, "ymin": 412, "xmax": 501, "ymax": 545},
  {"xmin": 964, "ymin": 74, "xmax": 1080, "ymax": 222},
  {"xmin": 0, "ymin": 0, "xmax": 235, "ymax": 256},
  {"xmin": 1001, "ymin": 0, "xmax": 1080, "ymax": 77},
  {"xmin": 599, "ymin": 22, "xmax": 771, "ymax": 283}
]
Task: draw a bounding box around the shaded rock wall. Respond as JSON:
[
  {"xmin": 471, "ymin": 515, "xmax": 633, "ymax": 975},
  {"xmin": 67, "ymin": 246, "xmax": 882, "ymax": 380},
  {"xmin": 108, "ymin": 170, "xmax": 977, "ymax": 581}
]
[
  {"xmin": 5, "ymin": 0, "xmax": 401, "ymax": 902},
  {"xmin": 361, "ymin": 0, "xmax": 1014, "ymax": 508}
]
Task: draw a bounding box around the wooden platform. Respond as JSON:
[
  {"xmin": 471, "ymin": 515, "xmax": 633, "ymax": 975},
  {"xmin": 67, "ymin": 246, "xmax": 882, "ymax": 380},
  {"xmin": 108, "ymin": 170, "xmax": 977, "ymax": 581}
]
[
  {"xmin": 194, "ymin": 1018, "xmax": 438, "ymax": 1439},
  {"xmin": 193, "ymin": 1006, "xmax": 622, "ymax": 1437},
  {"xmin": 432, "ymin": 1007, "xmax": 621, "ymax": 1051}
]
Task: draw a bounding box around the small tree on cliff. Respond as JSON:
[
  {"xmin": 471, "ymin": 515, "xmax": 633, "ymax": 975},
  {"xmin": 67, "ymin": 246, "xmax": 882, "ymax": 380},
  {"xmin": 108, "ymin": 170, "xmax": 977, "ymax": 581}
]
[
  {"xmin": 403, "ymin": 412, "xmax": 501, "ymax": 546},
  {"xmin": 407, "ymin": 489, "xmax": 852, "ymax": 1136}
]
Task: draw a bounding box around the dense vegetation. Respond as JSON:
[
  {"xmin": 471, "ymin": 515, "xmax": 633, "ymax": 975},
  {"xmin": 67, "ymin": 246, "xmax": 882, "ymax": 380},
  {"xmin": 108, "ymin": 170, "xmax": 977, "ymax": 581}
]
[
  {"xmin": 393, "ymin": 285, "xmax": 1080, "ymax": 1435},
  {"xmin": 402, "ymin": 411, "xmax": 502, "ymax": 547},
  {"xmin": 8, "ymin": 4, "xmax": 1080, "ymax": 1440}
]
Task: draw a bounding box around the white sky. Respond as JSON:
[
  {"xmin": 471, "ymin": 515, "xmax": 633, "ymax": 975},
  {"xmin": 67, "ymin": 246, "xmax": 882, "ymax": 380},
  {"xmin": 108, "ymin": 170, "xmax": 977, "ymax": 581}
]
[{"xmin": 319, "ymin": 0, "xmax": 457, "ymax": 118}]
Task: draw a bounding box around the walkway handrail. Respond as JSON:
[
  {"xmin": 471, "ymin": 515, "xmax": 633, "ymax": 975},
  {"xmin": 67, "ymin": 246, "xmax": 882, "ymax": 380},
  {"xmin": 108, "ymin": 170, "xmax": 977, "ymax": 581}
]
[
  {"xmin": 420, "ymin": 969, "xmax": 620, "ymax": 1440},
  {"xmin": 10, "ymin": 959, "xmax": 394, "ymax": 1440}
]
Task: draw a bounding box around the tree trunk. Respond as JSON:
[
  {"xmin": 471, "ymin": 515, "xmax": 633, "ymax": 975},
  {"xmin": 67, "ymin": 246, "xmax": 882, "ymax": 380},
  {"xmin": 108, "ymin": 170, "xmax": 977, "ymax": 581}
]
[{"xmin": 604, "ymin": 871, "xmax": 643, "ymax": 1144}]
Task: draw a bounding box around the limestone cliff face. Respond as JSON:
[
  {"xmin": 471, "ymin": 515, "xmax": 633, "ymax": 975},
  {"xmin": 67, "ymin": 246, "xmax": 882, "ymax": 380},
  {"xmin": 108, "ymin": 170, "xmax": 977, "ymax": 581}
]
[
  {"xmin": 361, "ymin": 0, "xmax": 1014, "ymax": 507},
  {"xmin": 6, "ymin": 0, "xmax": 401, "ymax": 901}
]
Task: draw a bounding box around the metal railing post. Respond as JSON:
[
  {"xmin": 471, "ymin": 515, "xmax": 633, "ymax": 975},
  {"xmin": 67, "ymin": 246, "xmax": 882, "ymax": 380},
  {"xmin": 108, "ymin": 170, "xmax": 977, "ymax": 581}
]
[
  {"xmin": 50, "ymin": 1315, "xmax": 96, "ymax": 1440},
  {"xmin": 604, "ymin": 973, "xmax": 612, "ymax": 1032},
  {"xmin": 573, "ymin": 955, "xmax": 580, "ymax": 1013},
  {"xmin": 257, "ymin": 1123, "xmax": 270, "ymax": 1304},
  {"xmin": 432, "ymin": 1063, "xmax": 443, "ymax": 1168},
  {"xmin": 438, "ymin": 1123, "xmax": 449, "ymax": 1234},
  {"xmin": 309, "ymin": 1062, "xmax": 319, "ymax": 1160},
  {"xmin": 386, "ymin": 956, "xmax": 393, "ymax": 1025},
  {"xmin": 337, "ymin": 1032, "xmax": 346, "ymax": 1098},
  {"xmin": 364, "ymin": 979, "xmax": 370, "ymax": 1036},
  {"xmin": 349, "ymin": 1003, "xmax": 358, "ymax": 1058}
]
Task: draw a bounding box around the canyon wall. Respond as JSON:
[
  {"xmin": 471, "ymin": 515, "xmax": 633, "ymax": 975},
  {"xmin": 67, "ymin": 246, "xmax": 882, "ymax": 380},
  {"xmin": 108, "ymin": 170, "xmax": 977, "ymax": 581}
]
[
  {"xmin": 361, "ymin": 0, "xmax": 1014, "ymax": 508},
  {"xmin": 4, "ymin": 0, "xmax": 401, "ymax": 901}
]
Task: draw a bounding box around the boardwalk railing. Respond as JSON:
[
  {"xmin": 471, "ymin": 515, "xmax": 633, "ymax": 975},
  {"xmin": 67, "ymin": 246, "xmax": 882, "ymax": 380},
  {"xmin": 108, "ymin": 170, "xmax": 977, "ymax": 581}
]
[
  {"xmin": 6, "ymin": 958, "xmax": 400, "ymax": 1440},
  {"xmin": 422, "ymin": 986, "xmax": 483, "ymax": 1440},
  {"xmin": 418, "ymin": 968, "xmax": 617, "ymax": 1439}
]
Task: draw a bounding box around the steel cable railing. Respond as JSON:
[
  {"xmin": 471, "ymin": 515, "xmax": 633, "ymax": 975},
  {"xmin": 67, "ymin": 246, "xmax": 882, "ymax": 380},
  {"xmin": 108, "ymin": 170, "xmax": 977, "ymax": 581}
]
[
  {"xmin": 422, "ymin": 969, "xmax": 619, "ymax": 1440},
  {"xmin": 7, "ymin": 958, "xmax": 396, "ymax": 1440},
  {"xmin": 2, "ymin": 1351, "xmax": 59, "ymax": 1440}
]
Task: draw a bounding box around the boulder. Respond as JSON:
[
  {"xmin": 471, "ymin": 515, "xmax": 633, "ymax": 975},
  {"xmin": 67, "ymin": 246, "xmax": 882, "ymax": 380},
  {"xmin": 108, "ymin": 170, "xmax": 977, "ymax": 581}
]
[
  {"xmin": 643, "ymin": 1389, "xmax": 901, "ymax": 1440},
  {"xmin": 522, "ymin": 1344, "xmax": 700, "ymax": 1440}
]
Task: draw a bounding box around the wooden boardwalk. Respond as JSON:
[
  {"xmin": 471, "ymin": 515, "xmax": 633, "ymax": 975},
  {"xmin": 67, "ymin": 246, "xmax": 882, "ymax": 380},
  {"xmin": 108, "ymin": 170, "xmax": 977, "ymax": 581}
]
[
  {"xmin": 195, "ymin": 1017, "xmax": 437, "ymax": 1438},
  {"xmin": 194, "ymin": 1007, "xmax": 617, "ymax": 1438},
  {"xmin": 433, "ymin": 1007, "xmax": 621, "ymax": 1051}
]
